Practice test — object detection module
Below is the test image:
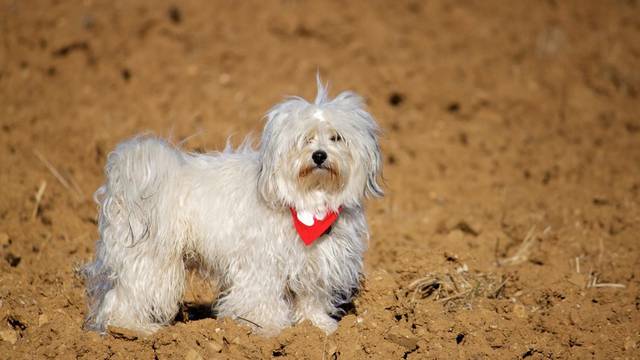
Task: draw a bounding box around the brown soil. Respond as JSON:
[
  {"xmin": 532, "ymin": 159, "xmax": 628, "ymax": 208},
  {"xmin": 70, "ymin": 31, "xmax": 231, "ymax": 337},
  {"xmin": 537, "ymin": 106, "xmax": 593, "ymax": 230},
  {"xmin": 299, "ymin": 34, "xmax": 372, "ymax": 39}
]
[{"xmin": 1, "ymin": 0, "xmax": 639, "ymax": 359}]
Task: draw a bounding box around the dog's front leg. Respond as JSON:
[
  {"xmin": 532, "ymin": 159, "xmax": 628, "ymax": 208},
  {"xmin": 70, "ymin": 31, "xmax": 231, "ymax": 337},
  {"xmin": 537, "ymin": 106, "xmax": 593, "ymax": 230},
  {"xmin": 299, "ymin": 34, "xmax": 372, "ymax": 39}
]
[
  {"xmin": 215, "ymin": 265, "xmax": 292, "ymax": 336},
  {"xmin": 294, "ymin": 292, "xmax": 338, "ymax": 334}
]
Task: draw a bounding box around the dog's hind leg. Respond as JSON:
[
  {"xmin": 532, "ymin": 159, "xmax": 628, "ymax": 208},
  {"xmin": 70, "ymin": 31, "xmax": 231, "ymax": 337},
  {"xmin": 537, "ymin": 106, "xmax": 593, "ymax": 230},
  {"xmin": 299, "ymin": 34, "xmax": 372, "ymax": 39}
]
[
  {"xmin": 84, "ymin": 247, "xmax": 187, "ymax": 334},
  {"xmin": 83, "ymin": 136, "xmax": 188, "ymax": 334}
]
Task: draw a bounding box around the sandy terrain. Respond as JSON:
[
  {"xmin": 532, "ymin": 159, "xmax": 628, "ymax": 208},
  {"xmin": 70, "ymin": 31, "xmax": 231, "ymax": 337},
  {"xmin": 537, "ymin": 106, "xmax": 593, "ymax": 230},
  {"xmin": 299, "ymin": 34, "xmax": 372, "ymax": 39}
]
[{"xmin": 1, "ymin": 0, "xmax": 639, "ymax": 358}]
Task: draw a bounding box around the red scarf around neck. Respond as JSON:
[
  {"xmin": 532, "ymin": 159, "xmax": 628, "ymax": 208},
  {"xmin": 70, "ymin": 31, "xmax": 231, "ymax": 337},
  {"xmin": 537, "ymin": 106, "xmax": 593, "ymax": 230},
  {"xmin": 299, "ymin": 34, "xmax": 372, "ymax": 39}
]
[{"xmin": 290, "ymin": 207, "xmax": 341, "ymax": 246}]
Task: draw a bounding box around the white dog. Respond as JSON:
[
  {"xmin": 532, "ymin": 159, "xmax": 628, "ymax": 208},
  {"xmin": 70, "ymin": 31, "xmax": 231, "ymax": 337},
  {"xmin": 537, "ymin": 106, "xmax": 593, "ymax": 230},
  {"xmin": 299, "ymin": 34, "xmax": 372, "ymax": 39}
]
[{"xmin": 82, "ymin": 78, "xmax": 383, "ymax": 336}]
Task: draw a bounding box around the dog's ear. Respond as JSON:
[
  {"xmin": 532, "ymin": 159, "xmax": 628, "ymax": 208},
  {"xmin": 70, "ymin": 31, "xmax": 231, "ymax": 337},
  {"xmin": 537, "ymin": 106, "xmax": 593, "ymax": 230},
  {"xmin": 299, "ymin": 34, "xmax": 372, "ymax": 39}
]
[
  {"xmin": 364, "ymin": 124, "xmax": 384, "ymax": 198},
  {"xmin": 257, "ymin": 152, "xmax": 282, "ymax": 207},
  {"xmin": 257, "ymin": 113, "xmax": 282, "ymax": 207},
  {"xmin": 257, "ymin": 162, "xmax": 277, "ymax": 206},
  {"xmin": 331, "ymin": 91, "xmax": 384, "ymax": 199},
  {"xmin": 257, "ymin": 98, "xmax": 307, "ymax": 207}
]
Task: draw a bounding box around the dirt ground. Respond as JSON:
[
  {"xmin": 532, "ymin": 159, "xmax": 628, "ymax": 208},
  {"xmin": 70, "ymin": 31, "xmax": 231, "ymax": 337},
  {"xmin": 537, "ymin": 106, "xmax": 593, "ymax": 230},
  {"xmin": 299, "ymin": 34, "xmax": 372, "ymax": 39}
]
[{"xmin": 1, "ymin": 0, "xmax": 639, "ymax": 358}]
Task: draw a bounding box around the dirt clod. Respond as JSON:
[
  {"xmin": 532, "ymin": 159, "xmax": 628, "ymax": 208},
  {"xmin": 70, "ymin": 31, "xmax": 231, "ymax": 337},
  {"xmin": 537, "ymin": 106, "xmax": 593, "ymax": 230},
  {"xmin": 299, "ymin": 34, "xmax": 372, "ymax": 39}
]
[
  {"xmin": 184, "ymin": 348, "xmax": 203, "ymax": 360},
  {"xmin": 386, "ymin": 326, "xmax": 418, "ymax": 350},
  {"xmin": 107, "ymin": 326, "xmax": 141, "ymax": 341},
  {"xmin": 5, "ymin": 253, "xmax": 21, "ymax": 267},
  {"xmin": 0, "ymin": 233, "xmax": 10, "ymax": 247},
  {"xmin": 0, "ymin": 330, "xmax": 17, "ymax": 345}
]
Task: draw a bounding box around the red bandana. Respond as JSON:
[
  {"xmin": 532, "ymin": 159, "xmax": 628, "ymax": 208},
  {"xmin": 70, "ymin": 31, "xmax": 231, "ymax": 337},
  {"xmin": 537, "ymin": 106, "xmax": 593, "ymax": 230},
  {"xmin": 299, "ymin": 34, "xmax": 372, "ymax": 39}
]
[{"xmin": 290, "ymin": 207, "xmax": 341, "ymax": 246}]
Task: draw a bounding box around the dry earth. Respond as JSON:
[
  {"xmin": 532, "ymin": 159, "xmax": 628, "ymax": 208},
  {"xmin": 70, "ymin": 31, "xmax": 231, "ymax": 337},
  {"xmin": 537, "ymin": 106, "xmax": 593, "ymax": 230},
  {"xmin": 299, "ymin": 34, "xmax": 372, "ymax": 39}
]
[{"xmin": 1, "ymin": 0, "xmax": 639, "ymax": 359}]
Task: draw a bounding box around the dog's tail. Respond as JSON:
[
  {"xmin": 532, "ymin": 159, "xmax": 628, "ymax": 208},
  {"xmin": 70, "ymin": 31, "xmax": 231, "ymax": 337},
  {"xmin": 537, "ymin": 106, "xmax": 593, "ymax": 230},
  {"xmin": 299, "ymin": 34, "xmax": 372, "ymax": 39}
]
[{"xmin": 83, "ymin": 135, "xmax": 186, "ymax": 331}]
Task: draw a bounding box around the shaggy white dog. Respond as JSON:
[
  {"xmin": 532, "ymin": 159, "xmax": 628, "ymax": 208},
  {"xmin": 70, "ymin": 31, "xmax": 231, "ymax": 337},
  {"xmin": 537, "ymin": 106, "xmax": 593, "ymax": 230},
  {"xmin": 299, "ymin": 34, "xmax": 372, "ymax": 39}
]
[{"xmin": 83, "ymin": 78, "xmax": 383, "ymax": 336}]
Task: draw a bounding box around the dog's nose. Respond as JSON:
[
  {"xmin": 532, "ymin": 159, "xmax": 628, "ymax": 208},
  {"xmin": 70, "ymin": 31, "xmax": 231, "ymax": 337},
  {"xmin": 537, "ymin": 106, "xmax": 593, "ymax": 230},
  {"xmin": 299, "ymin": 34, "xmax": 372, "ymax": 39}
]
[{"xmin": 312, "ymin": 150, "xmax": 327, "ymax": 165}]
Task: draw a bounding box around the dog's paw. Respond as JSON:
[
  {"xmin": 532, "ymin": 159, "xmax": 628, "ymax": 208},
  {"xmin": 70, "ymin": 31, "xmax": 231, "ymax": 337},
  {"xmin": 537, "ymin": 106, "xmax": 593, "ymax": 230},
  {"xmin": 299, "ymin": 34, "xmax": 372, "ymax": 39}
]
[{"xmin": 307, "ymin": 312, "xmax": 338, "ymax": 334}]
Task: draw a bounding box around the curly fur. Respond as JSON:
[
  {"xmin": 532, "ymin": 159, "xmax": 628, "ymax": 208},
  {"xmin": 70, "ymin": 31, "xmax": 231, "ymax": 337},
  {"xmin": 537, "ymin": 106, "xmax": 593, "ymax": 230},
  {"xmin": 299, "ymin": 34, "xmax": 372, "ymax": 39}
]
[{"xmin": 83, "ymin": 78, "xmax": 383, "ymax": 336}]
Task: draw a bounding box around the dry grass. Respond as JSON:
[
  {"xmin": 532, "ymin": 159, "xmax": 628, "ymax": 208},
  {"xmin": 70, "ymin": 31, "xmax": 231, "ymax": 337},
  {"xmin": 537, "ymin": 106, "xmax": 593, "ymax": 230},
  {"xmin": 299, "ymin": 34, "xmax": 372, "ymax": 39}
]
[
  {"xmin": 497, "ymin": 225, "xmax": 551, "ymax": 266},
  {"xmin": 587, "ymin": 273, "xmax": 626, "ymax": 289},
  {"xmin": 33, "ymin": 150, "xmax": 83, "ymax": 200},
  {"xmin": 407, "ymin": 267, "xmax": 508, "ymax": 306},
  {"xmin": 31, "ymin": 180, "xmax": 47, "ymax": 220}
]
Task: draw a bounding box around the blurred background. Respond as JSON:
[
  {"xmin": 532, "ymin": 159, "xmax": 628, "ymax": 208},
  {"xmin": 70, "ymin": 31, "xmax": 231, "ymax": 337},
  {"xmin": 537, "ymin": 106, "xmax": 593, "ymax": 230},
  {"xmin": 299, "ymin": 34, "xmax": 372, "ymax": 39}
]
[{"xmin": 1, "ymin": 0, "xmax": 639, "ymax": 358}]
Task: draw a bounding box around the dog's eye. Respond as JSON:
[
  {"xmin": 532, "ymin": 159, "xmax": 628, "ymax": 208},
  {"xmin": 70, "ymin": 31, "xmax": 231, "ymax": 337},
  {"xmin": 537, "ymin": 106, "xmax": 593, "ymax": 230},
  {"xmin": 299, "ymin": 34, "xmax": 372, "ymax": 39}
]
[{"xmin": 330, "ymin": 134, "xmax": 343, "ymax": 142}]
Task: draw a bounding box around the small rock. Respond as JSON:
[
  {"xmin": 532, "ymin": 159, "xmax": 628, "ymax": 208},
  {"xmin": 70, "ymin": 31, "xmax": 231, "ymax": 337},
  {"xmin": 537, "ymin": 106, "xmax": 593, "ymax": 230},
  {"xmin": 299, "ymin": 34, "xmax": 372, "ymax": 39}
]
[
  {"xmin": 0, "ymin": 233, "xmax": 10, "ymax": 247},
  {"xmin": 385, "ymin": 326, "xmax": 418, "ymax": 350},
  {"xmin": 446, "ymin": 229, "xmax": 465, "ymax": 243},
  {"xmin": 107, "ymin": 326, "xmax": 139, "ymax": 340},
  {"xmin": 568, "ymin": 310, "xmax": 583, "ymax": 326},
  {"xmin": 326, "ymin": 340, "xmax": 338, "ymax": 356},
  {"xmin": 513, "ymin": 304, "xmax": 527, "ymax": 319},
  {"xmin": 184, "ymin": 348, "xmax": 203, "ymax": 360},
  {"xmin": 206, "ymin": 341, "xmax": 223, "ymax": 353},
  {"xmin": 186, "ymin": 65, "xmax": 198, "ymax": 76},
  {"xmin": 38, "ymin": 314, "xmax": 48, "ymax": 327},
  {"xmin": 624, "ymin": 336, "xmax": 636, "ymax": 351},
  {"xmin": 219, "ymin": 73, "xmax": 231, "ymax": 86},
  {"xmin": 0, "ymin": 329, "xmax": 17, "ymax": 344},
  {"xmin": 452, "ymin": 221, "xmax": 480, "ymax": 236}
]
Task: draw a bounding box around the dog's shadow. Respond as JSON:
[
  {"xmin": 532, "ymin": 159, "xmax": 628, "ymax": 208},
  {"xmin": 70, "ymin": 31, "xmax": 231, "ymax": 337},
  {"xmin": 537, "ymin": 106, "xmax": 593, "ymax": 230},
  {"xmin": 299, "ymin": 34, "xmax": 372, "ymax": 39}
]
[
  {"xmin": 174, "ymin": 300, "xmax": 358, "ymax": 324},
  {"xmin": 174, "ymin": 302, "xmax": 217, "ymax": 323}
]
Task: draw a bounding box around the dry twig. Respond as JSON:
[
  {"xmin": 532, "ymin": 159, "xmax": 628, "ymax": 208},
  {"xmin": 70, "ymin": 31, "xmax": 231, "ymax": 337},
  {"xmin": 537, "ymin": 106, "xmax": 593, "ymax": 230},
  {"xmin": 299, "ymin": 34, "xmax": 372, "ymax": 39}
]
[
  {"xmin": 497, "ymin": 226, "xmax": 550, "ymax": 266},
  {"xmin": 32, "ymin": 180, "xmax": 47, "ymax": 220},
  {"xmin": 33, "ymin": 150, "xmax": 83, "ymax": 199},
  {"xmin": 587, "ymin": 273, "xmax": 625, "ymax": 289}
]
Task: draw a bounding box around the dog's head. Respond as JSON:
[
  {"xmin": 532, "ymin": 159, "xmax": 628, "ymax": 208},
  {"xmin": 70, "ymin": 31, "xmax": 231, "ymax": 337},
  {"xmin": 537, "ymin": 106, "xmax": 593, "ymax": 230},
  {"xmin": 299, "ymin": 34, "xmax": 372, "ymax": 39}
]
[{"xmin": 257, "ymin": 77, "xmax": 383, "ymax": 212}]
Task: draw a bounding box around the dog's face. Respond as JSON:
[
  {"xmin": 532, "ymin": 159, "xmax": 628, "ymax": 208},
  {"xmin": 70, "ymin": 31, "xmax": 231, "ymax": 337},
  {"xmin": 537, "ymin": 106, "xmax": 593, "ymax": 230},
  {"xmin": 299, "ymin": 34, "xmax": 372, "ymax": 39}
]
[
  {"xmin": 292, "ymin": 110, "xmax": 350, "ymax": 195},
  {"xmin": 258, "ymin": 83, "xmax": 383, "ymax": 212}
]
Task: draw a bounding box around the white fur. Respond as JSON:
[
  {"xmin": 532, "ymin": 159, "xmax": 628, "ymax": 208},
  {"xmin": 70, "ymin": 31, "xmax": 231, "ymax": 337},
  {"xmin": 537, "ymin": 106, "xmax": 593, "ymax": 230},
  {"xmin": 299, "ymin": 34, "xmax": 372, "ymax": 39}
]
[{"xmin": 82, "ymin": 78, "xmax": 383, "ymax": 336}]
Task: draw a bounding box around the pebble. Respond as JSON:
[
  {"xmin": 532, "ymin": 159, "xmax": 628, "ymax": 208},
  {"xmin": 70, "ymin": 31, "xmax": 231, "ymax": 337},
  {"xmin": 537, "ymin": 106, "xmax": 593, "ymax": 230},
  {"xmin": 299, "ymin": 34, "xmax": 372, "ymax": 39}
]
[
  {"xmin": 326, "ymin": 340, "xmax": 338, "ymax": 355},
  {"xmin": 184, "ymin": 348, "xmax": 203, "ymax": 360},
  {"xmin": 38, "ymin": 314, "xmax": 48, "ymax": 327},
  {"xmin": 219, "ymin": 73, "xmax": 231, "ymax": 86},
  {"xmin": 207, "ymin": 341, "xmax": 223, "ymax": 353},
  {"xmin": 0, "ymin": 233, "xmax": 10, "ymax": 247},
  {"xmin": 624, "ymin": 337, "xmax": 636, "ymax": 351},
  {"xmin": 0, "ymin": 329, "xmax": 17, "ymax": 344},
  {"xmin": 513, "ymin": 304, "xmax": 527, "ymax": 319},
  {"xmin": 385, "ymin": 327, "xmax": 418, "ymax": 350},
  {"xmin": 186, "ymin": 65, "xmax": 199, "ymax": 76},
  {"xmin": 107, "ymin": 326, "xmax": 139, "ymax": 340}
]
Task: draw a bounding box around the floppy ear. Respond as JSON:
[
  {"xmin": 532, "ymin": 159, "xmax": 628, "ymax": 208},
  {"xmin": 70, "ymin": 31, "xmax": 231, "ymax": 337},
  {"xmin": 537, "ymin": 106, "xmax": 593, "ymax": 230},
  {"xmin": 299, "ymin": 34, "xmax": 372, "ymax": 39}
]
[
  {"xmin": 257, "ymin": 111, "xmax": 283, "ymax": 207},
  {"xmin": 330, "ymin": 91, "xmax": 384, "ymax": 199},
  {"xmin": 257, "ymin": 96, "xmax": 309, "ymax": 206},
  {"xmin": 351, "ymin": 106, "xmax": 384, "ymax": 199}
]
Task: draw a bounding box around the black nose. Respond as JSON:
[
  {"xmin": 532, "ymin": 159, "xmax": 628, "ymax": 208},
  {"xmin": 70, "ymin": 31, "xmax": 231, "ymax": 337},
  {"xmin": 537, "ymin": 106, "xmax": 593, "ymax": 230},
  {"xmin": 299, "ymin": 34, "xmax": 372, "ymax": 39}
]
[{"xmin": 312, "ymin": 150, "xmax": 327, "ymax": 165}]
